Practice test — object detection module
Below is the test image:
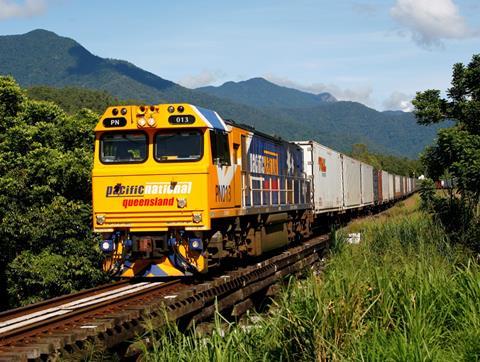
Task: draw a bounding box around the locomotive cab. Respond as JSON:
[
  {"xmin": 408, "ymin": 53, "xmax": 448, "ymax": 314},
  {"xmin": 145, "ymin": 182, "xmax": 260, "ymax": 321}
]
[
  {"xmin": 93, "ymin": 104, "xmax": 232, "ymax": 277},
  {"xmin": 93, "ymin": 103, "xmax": 312, "ymax": 278}
]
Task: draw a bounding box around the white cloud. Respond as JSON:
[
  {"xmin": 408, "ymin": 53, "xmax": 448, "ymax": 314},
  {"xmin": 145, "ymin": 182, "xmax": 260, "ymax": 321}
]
[
  {"xmin": 178, "ymin": 69, "xmax": 226, "ymax": 89},
  {"xmin": 390, "ymin": 0, "xmax": 477, "ymax": 47},
  {"xmin": 382, "ymin": 91, "xmax": 414, "ymax": 112},
  {"xmin": 0, "ymin": 0, "xmax": 46, "ymax": 20},
  {"xmin": 264, "ymin": 74, "xmax": 375, "ymax": 107}
]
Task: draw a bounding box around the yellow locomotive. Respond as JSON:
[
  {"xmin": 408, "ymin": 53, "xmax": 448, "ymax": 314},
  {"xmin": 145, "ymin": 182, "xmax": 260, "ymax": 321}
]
[{"xmin": 93, "ymin": 104, "xmax": 312, "ymax": 278}]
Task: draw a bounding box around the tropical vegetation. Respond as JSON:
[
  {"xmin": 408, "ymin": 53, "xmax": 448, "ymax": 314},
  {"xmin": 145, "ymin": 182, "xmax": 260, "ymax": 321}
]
[
  {"xmin": 0, "ymin": 76, "xmax": 107, "ymax": 310},
  {"xmin": 413, "ymin": 53, "xmax": 480, "ymax": 251}
]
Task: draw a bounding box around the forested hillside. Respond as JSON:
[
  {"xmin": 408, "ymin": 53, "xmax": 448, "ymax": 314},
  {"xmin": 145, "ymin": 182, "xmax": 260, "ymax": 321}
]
[
  {"xmin": 198, "ymin": 77, "xmax": 336, "ymax": 108},
  {"xmin": 349, "ymin": 144, "xmax": 422, "ymax": 176},
  {"xmin": 198, "ymin": 78, "xmax": 448, "ymax": 157},
  {"xmin": 0, "ymin": 29, "xmax": 445, "ymax": 158},
  {"xmin": 27, "ymin": 86, "xmax": 122, "ymax": 114}
]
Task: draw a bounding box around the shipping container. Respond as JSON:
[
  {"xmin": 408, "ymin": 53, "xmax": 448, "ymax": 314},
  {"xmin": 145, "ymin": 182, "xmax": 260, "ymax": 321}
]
[
  {"xmin": 400, "ymin": 176, "xmax": 405, "ymax": 196},
  {"xmin": 296, "ymin": 141, "xmax": 343, "ymax": 214},
  {"xmin": 361, "ymin": 163, "xmax": 374, "ymax": 205},
  {"xmin": 342, "ymin": 154, "xmax": 361, "ymax": 208},
  {"xmin": 388, "ymin": 173, "xmax": 395, "ymax": 200},
  {"xmin": 381, "ymin": 171, "xmax": 389, "ymax": 202},
  {"xmin": 394, "ymin": 175, "xmax": 402, "ymax": 198}
]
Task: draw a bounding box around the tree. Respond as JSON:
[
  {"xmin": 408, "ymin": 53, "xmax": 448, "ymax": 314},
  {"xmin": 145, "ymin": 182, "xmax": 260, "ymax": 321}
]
[
  {"xmin": 413, "ymin": 54, "xmax": 480, "ymax": 249},
  {"xmin": 0, "ymin": 76, "xmax": 108, "ymax": 309}
]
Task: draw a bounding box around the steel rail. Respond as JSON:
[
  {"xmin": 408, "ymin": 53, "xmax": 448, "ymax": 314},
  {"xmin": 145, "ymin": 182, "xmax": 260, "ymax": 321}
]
[
  {"xmin": 0, "ymin": 280, "xmax": 130, "ymax": 324},
  {"xmin": 0, "ymin": 280, "xmax": 181, "ymax": 344}
]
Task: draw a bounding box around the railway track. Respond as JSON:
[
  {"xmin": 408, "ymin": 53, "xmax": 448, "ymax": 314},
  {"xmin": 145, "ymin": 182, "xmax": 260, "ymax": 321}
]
[
  {"xmin": 0, "ymin": 279, "xmax": 185, "ymax": 361},
  {"xmin": 0, "ymin": 234, "xmax": 329, "ymax": 361}
]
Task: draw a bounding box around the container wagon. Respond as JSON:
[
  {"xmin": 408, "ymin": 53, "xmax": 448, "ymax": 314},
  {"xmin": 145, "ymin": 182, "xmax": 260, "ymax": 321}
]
[
  {"xmin": 381, "ymin": 171, "xmax": 389, "ymax": 203},
  {"xmin": 342, "ymin": 155, "xmax": 362, "ymax": 208},
  {"xmin": 296, "ymin": 141, "xmax": 343, "ymax": 213},
  {"xmin": 394, "ymin": 175, "xmax": 402, "ymax": 199},
  {"xmin": 361, "ymin": 163, "xmax": 374, "ymax": 206},
  {"xmin": 388, "ymin": 174, "xmax": 395, "ymax": 200}
]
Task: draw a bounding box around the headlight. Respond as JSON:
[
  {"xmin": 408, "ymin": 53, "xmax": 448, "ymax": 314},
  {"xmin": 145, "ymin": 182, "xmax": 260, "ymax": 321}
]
[
  {"xmin": 177, "ymin": 198, "xmax": 187, "ymax": 208},
  {"xmin": 96, "ymin": 214, "xmax": 106, "ymax": 225},
  {"xmin": 147, "ymin": 117, "xmax": 156, "ymax": 127},
  {"xmin": 137, "ymin": 118, "xmax": 147, "ymax": 127},
  {"xmin": 99, "ymin": 239, "xmax": 114, "ymax": 253},
  {"xmin": 192, "ymin": 213, "xmax": 202, "ymax": 223}
]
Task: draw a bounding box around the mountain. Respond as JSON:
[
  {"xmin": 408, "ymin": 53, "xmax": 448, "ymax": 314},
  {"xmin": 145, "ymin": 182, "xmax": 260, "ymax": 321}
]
[
  {"xmin": 199, "ymin": 77, "xmax": 446, "ymax": 157},
  {"xmin": 197, "ymin": 78, "xmax": 336, "ymax": 109},
  {"xmin": 276, "ymin": 102, "xmax": 445, "ymax": 157},
  {"xmin": 0, "ymin": 29, "xmax": 186, "ymax": 102},
  {"xmin": 0, "ymin": 29, "xmax": 308, "ymax": 142},
  {"xmin": 0, "ymin": 29, "xmax": 444, "ymax": 158},
  {"xmin": 382, "ymin": 110, "xmax": 409, "ymax": 116}
]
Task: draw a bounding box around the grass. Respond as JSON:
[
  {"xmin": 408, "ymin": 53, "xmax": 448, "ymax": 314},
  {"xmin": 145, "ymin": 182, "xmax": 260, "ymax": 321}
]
[{"xmin": 138, "ymin": 196, "xmax": 480, "ymax": 361}]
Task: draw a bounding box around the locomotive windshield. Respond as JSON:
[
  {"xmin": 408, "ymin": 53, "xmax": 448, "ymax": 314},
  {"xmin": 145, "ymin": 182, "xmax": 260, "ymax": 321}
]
[
  {"xmin": 155, "ymin": 130, "xmax": 203, "ymax": 162},
  {"xmin": 100, "ymin": 132, "xmax": 147, "ymax": 163}
]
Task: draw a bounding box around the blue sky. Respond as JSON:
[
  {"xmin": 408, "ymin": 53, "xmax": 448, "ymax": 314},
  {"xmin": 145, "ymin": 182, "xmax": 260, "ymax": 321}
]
[{"xmin": 0, "ymin": 0, "xmax": 478, "ymax": 110}]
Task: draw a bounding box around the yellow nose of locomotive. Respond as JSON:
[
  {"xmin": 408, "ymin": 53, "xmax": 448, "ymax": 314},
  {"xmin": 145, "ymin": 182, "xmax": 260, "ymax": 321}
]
[{"xmin": 92, "ymin": 104, "xmax": 216, "ymax": 277}]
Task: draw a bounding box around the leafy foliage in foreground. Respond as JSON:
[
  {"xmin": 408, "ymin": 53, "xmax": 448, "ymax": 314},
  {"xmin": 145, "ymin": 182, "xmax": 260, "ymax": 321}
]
[
  {"xmin": 139, "ymin": 201, "xmax": 480, "ymax": 361},
  {"xmin": 0, "ymin": 76, "xmax": 108, "ymax": 309},
  {"xmin": 413, "ymin": 54, "xmax": 480, "ymax": 251}
]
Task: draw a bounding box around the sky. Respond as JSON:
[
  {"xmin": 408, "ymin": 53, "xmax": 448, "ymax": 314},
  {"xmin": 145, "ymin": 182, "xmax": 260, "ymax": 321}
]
[{"xmin": 0, "ymin": 0, "xmax": 478, "ymax": 111}]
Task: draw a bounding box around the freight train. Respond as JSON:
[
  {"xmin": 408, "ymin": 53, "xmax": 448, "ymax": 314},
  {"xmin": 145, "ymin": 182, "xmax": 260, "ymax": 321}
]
[{"xmin": 93, "ymin": 104, "xmax": 417, "ymax": 278}]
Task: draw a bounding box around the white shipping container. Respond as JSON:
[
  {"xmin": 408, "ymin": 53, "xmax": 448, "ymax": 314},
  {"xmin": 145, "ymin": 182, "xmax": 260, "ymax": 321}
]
[
  {"xmin": 361, "ymin": 163, "xmax": 374, "ymax": 205},
  {"xmin": 395, "ymin": 175, "xmax": 401, "ymax": 197},
  {"xmin": 296, "ymin": 141, "xmax": 343, "ymax": 213},
  {"xmin": 342, "ymin": 155, "xmax": 362, "ymax": 208},
  {"xmin": 381, "ymin": 170, "xmax": 389, "ymax": 202},
  {"xmin": 388, "ymin": 174, "xmax": 395, "ymax": 200}
]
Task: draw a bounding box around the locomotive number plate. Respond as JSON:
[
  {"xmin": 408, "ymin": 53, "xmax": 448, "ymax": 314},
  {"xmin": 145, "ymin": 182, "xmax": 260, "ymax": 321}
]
[{"xmin": 168, "ymin": 115, "xmax": 196, "ymax": 125}]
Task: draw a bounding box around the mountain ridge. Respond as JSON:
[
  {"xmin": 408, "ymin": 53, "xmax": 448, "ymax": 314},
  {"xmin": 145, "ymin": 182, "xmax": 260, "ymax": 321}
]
[
  {"xmin": 0, "ymin": 29, "xmax": 444, "ymax": 158},
  {"xmin": 197, "ymin": 77, "xmax": 336, "ymax": 109}
]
